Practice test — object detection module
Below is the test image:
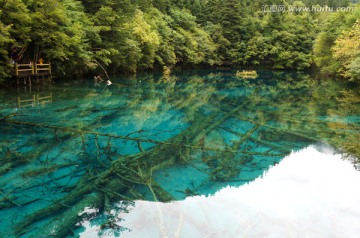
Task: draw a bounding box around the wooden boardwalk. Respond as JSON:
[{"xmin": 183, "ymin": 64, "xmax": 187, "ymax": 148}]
[{"xmin": 14, "ymin": 62, "xmax": 52, "ymax": 85}]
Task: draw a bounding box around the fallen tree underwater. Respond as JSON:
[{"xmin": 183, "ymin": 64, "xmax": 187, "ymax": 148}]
[
  {"xmin": 0, "ymin": 95, "xmax": 301, "ymax": 237},
  {"xmin": 1, "ymin": 74, "xmax": 357, "ymax": 237}
]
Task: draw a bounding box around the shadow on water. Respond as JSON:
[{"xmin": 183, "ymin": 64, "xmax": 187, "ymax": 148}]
[{"xmin": 0, "ymin": 70, "xmax": 359, "ymax": 237}]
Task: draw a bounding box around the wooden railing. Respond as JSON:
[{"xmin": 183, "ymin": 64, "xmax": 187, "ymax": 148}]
[
  {"xmin": 15, "ymin": 63, "xmax": 34, "ymax": 77},
  {"xmin": 14, "ymin": 62, "xmax": 51, "ymax": 77},
  {"xmin": 35, "ymin": 63, "xmax": 51, "ymax": 76}
]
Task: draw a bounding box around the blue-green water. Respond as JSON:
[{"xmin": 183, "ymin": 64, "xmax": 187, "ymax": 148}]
[{"xmin": 0, "ymin": 70, "xmax": 359, "ymax": 237}]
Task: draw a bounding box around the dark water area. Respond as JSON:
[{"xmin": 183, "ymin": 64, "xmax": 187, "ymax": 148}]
[{"xmin": 0, "ymin": 70, "xmax": 359, "ymax": 237}]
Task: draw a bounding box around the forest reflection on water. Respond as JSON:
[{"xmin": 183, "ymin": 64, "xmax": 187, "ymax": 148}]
[
  {"xmin": 78, "ymin": 146, "xmax": 360, "ymax": 238},
  {"xmin": 0, "ymin": 70, "xmax": 359, "ymax": 237}
]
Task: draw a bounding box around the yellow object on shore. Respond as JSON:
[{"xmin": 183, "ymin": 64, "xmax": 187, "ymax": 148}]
[{"xmin": 236, "ymin": 70, "xmax": 258, "ymax": 79}]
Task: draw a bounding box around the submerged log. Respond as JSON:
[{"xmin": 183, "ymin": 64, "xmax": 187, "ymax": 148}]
[
  {"xmin": 5, "ymin": 93, "xmax": 301, "ymax": 237},
  {"xmin": 10, "ymin": 101, "xmax": 247, "ymax": 236}
]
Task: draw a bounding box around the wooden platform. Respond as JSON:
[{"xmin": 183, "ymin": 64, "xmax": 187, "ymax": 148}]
[{"xmin": 14, "ymin": 62, "xmax": 52, "ymax": 84}]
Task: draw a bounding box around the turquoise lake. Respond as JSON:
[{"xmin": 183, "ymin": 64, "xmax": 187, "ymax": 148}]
[{"xmin": 0, "ymin": 70, "xmax": 359, "ymax": 237}]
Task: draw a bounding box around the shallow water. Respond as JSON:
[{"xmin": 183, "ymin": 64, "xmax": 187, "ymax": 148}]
[{"xmin": 0, "ymin": 70, "xmax": 359, "ymax": 237}]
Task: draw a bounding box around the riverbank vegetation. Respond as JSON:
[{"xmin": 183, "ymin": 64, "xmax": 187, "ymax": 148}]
[{"xmin": 0, "ymin": 0, "xmax": 360, "ymax": 82}]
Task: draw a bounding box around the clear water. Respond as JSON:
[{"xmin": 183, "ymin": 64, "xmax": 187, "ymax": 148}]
[
  {"xmin": 88, "ymin": 146, "xmax": 360, "ymax": 238},
  {"xmin": 0, "ymin": 70, "xmax": 359, "ymax": 237}
]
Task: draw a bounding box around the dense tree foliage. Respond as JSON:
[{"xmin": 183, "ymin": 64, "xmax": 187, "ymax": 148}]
[
  {"xmin": 0, "ymin": 0, "xmax": 359, "ymax": 82},
  {"xmin": 313, "ymin": 5, "xmax": 360, "ymax": 81}
]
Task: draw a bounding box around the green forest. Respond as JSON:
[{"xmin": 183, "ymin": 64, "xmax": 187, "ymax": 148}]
[{"xmin": 1, "ymin": 0, "xmax": 360, "ymax": 83}]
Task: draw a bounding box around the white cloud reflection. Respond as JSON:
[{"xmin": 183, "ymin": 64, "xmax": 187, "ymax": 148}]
[{"xmin": 79, "ymin": 146, "xmax": 360, "ymax": 238}]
